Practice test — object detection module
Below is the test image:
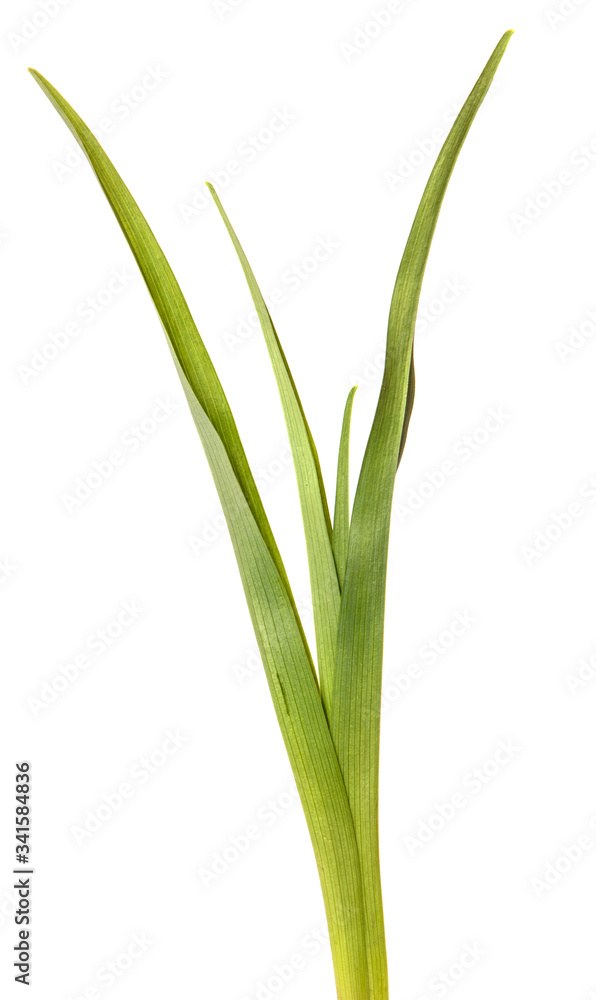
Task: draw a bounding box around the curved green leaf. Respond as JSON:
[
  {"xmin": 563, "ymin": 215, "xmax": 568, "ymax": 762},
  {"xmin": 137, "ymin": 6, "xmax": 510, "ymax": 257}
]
[
  {"xmin": 330, "ymin": 31, "xmax": 514, "ymax": 1000},
  {"xmin": 29, "ymin": 67, "xmax": 370, "ymax": 1000},
  {"xmin": 207, "ymin": 185, "xmax": 341, "ymax": 718},
  {"xmin": 175, "ymin": 357, "xmax": 369, "ymax": 1000},
  {"xmin": 27, "ymin": 69, "xmax": 297, "ymax": 608}
]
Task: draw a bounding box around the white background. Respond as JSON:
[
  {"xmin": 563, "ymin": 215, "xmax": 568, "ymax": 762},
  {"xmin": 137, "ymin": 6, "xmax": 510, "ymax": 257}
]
[{"xmin": 2, "ymin": 1, "xmax": 596, "ymax": 998}]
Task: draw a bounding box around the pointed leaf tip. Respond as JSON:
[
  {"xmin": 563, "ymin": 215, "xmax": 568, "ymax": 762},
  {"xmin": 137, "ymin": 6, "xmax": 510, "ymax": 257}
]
[
  {"xmin": 206, "ymin": 182, "xmax": 340, "ymax": 716},
  {"xmin": 333, "ymin": 386, "xmax": 357, "ymax": 591}
]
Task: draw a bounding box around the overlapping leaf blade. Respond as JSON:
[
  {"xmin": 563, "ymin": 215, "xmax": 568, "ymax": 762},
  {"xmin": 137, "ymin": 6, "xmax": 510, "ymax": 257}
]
[
  {"xmin": 207, "ymin": 185, "xmax": 341, "ymax": 717},
  {"xmin": 174, "ymin": 358, "xmax": 370, "ymax": 1000},
  {"xmin": 30, "ymin": 31, "xmax": 513, "ymax": 998},
  {"xmin": 330, "ymin": 31, "xmax": 514, "ymax": 1000},
  {"xmin": 27, "ymin": 70, "xmax": 297, "ymax": 604},
  {"xmin": 28, "ymin": 70, "xmax": 370, "ymax": 998}
]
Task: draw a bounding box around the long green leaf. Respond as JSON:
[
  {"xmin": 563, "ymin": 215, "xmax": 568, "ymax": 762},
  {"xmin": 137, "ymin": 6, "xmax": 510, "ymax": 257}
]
[
  {"xmin": 30, "ymin": 68, "xmax": 371, "ymax": 1000},
  {"xmin": 333, "ymin": 386, "xmax": 357, "ymax": 590},
  {"xmin": 27, "ymin": 70, "xmax": 298, "ymax": 611},
  {"xmin": 330, "ymin": 31, "xmax": 513, "ymax": 1000},
  {"xmin": 175, "ymin": 358, "xmax": 369, "ymax": 1000},
  {"xmin": 207, "ymin": 185, "xmax": 341, "ymax": 718}
]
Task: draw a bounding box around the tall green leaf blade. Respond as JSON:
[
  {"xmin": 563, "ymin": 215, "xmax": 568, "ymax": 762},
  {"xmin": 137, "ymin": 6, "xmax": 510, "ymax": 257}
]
[
  {"xmin": 333, "ymin": 386, "xmax": 357, "ymax": 590},
  {"xmin": 27, "ymin": 69, "xmax": 295, "ymax": 611},
  {"xmin": 207, "ymin": 185, "xmax": 341, "ymax": 718},
  {"xmin": 173, "ymin": 358, "xmax": 369, "ymax": 1000},
  {"xmin": 330, "ymin": 31, "xmax": 513, "ymax": 1000},
  {"xmin": 30, "ymin": 69, "xmax": 370, "ymax": 999}
]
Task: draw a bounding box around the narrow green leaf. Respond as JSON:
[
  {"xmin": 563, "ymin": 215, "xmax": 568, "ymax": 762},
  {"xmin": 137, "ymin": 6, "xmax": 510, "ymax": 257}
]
[
  {"xmin": 333, "ymin": 386, "xmax": 357, "ymax": 590},
  {"xmin": 330, "ymin": 31, "xmax": 514, "ymax": 1000},
  {"xmin": 207, "ymin": 185, "xmax": 341, "ymax": 718},
  {"xmin": 27, "ymin": 68, "xmax": 296, "ymax": 609},
  {"xmin": 30, "ymin": 69, "xmax": 371, "ymax": 1000},
  {"xmin": 174, "ymin": 358, "xmax": 370, "ymax": 1000}
]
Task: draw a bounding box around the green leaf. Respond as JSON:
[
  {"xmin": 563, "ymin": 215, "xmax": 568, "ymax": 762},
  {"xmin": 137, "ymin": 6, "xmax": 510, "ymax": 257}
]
[
  {"xmin": 26, "ymin": 69, "xmax": 296, "ymax": 605},
  {"xmin": 333, "ymin": 386, "xmax": 357, "ymax": 590},
  {"xmin": 29, "ymin": 68, "xmax": 370, "ymax": 1000},
  {"xmin": 174, "ymin": 357, "xmax": 370, "ymax": 1000},
  {"xmin": 330, "ymin": 31, "xmax": 514, "ymax": 1000},
  {"xmin": 30, "ymin": 32, "xmax": 513, "ymax": 998},
  {"xmin": 207, "ymin": 185, "xmax": 341, "ymax": 718}
]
